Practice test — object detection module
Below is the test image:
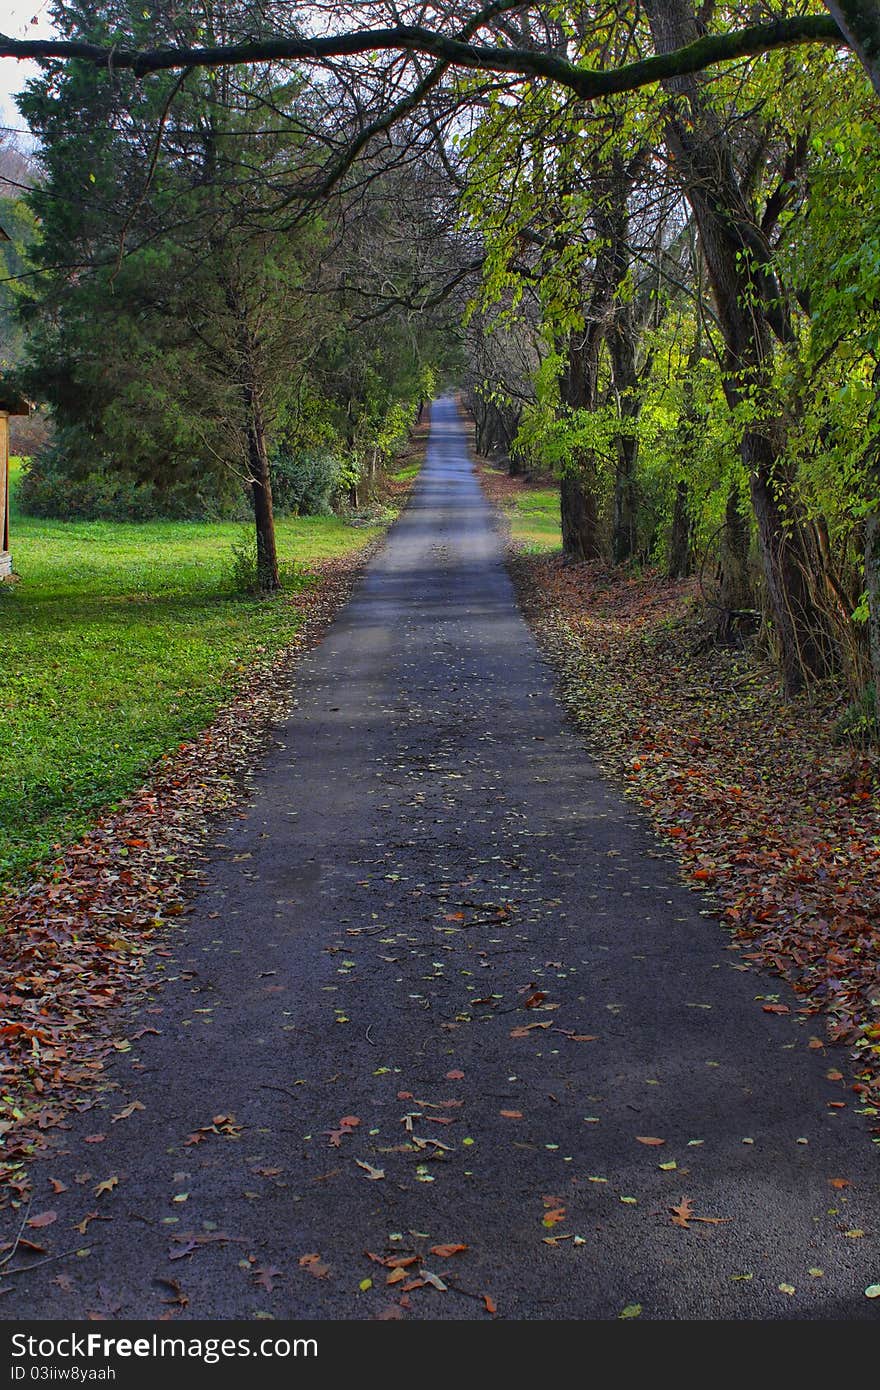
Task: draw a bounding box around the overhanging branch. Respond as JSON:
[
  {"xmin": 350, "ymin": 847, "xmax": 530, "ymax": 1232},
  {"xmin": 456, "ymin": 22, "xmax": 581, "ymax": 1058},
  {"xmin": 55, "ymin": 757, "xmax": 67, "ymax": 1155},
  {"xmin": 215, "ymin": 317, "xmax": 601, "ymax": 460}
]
[{"xmin": 0, "ymin": 16, "xmax": 847, "ymax": 98}]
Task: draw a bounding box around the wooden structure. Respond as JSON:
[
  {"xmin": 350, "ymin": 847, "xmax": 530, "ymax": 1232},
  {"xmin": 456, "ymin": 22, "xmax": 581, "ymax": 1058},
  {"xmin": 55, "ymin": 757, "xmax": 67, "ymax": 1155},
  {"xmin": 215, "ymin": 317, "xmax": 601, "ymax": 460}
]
[{"xmin": 0, "ymin": 381, "xmax": 32, "ymax": 579}]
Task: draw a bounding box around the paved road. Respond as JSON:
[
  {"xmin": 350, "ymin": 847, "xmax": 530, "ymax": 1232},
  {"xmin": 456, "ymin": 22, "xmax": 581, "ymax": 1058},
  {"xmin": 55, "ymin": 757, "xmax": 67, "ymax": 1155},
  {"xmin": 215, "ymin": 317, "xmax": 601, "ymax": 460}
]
[{"xmin": 4, "ymin": 397, "xmax": 878, "ymax": 1321}]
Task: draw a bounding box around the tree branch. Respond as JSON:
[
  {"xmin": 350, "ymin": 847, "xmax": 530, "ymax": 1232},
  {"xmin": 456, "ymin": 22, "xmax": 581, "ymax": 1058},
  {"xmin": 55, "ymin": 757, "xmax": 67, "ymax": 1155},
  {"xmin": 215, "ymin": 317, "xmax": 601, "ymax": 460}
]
[{"xmin": 0, "ymin": 16, "xmax": 847, "ymax": 99}]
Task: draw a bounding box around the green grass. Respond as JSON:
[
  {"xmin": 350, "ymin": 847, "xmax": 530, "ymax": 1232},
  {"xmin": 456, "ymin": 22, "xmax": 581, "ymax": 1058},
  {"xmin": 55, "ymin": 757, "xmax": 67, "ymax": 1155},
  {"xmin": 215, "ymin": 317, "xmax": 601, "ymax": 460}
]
[
  {"xmin": 507, "ymin": 486, "xmax": 562, "ymax": 552},
  {"xmin": 0, "ymin": 459, "xmax": 381, "ymax": 883},
  {"xmin": 387, "ymin": 461, "xmax": 422, "ymax": 483}
]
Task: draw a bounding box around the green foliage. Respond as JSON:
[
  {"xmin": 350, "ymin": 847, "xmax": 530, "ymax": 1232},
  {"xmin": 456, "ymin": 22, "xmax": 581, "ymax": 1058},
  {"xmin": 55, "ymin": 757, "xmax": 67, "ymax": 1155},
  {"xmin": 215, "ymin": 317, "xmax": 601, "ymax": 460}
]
[
  {"xmin": 17, "ymin": 427, "xmax": 247, "ymax": 520},
  {"xmin": 0, "ymin": 191, "xmax": 37, "ymax": 370},
  {"xmin": 833, "ymin": 684, "xmax": 879, "ymax": 746},
  {"xmin": 228, "ymin": 526, "xmax": 302, "ymax": 595},
  {"xmin": 269, "ymin": 449, "xmax": 343, "ymax": 517}
]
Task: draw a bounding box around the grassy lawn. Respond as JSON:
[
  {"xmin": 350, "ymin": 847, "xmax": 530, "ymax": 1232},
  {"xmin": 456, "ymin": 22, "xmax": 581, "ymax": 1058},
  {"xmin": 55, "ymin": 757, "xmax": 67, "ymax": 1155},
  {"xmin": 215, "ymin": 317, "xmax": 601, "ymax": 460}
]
[
  {"xmin": 479, "ymin": 462, "xmax": 562, "ymax": 552},
  {"xmin": 0, "ymin": 459, "xmax": 382, "ymax": 883},
  {"xmin": 508, "ymin": 487, "xmax": 562, "ymax": 551}
]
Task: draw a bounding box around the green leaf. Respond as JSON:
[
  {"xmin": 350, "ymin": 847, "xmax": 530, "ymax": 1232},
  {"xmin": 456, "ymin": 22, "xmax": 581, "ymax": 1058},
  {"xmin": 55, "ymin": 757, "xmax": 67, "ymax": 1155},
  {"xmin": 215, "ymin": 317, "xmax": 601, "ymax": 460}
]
[{"xmin": 619, "ymin": 1303, "xmax": 642, "ymax": 1319}]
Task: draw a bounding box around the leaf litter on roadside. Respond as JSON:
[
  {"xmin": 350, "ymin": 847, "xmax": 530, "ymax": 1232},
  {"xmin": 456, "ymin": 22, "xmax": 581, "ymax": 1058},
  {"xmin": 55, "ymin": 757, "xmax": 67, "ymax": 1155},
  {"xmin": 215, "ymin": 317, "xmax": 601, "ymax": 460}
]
[
  {"xmin": 0, "ymin": 551, "xmax": 378, "ymax": 1205},
  {"xmin": 508, "ymin": 550, "xmax": 880, "ymax": 1122}
]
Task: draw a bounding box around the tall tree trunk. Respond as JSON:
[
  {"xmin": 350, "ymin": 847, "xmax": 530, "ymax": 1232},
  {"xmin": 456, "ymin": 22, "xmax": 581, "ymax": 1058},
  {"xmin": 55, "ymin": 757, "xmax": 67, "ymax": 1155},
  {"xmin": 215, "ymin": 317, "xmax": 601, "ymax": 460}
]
[
  {"xmin": 866, "ymin": 507, "xmax": 880, "ymax": 722},
  {"xmin": 823, "ymin": 0, "xmax": 880, "ymax": 93},
  {"xmin": 560, "ymin": 472, "xmax": 602, "ymax": 562},
  {"xmin": 645, "ymin": 0, "xmax": 832, "ymax": 694},
  {"xmin": 559, "ymin": 325, "xmax": 604, "ymax": 563},
  {"xmin": 607, "ymin": 318, "xmax": 640, "ymax": 564},
  {"xmin": 668, "ymin": 325, "xmax": 703, "ymax": 580},
  {"xmin": 716, "ymin": 484, "xmax": 752, "ymax": 629},
  {"xmin": 246, "ymin": 387, "xmax": 280, "ymax": 592},
  {"xmin": 220, "ymin": 265, "xmax": 281, "ymax": 593},
  {"xmin": 669, "ymin": 479, "xmax": 692, "ymax": 579}
]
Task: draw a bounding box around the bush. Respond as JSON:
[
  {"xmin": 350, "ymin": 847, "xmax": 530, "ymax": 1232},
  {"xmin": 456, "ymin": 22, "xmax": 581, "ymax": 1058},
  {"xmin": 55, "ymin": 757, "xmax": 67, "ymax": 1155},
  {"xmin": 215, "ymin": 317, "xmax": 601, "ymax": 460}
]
[
  {"xmin": 269, "ymin": 448, "xmax": 342, "ymax": 516},
  {"xmin": 833, "ymin": 683, "xmax": 878, "ymax": 746},
  {"xmin": 227, "ymin": 527, "xmax": 303, "ymax": 597},
  {"xmin": 16, "ymin": 431, "xmax": 249, "ymax": 522}
]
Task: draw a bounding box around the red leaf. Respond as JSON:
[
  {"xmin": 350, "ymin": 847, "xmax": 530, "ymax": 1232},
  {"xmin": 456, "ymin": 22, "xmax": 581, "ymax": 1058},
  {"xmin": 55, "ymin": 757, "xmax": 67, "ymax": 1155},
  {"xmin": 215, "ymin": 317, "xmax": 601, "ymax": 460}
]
[
  {"xmin": 510, "ymin": 1022, "xmax": 552, "ymax": 1037},
  {"xmin": 253, "ymin": 1265, "xmax": 283, "ymax": 1292},
  {"xmin": 27, "ymin": 1211, "xmax": 58, "ymax": 1229}
]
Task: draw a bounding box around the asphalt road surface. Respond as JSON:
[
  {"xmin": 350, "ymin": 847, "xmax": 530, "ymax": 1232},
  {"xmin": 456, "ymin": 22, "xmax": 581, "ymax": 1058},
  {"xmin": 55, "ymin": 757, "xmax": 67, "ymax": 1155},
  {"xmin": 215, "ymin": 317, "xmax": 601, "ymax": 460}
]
[{"xmin": 4, "ymin": 396, "xmax": 878, "ymax": 1322}]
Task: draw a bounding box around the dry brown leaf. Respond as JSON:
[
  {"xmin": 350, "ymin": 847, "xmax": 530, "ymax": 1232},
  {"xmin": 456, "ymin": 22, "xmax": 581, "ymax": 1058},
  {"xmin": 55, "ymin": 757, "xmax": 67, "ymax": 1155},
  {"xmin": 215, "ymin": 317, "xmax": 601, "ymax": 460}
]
[{"xmin": 27, "ymin": 1211, "xmax": 58, "ymax": 1229}]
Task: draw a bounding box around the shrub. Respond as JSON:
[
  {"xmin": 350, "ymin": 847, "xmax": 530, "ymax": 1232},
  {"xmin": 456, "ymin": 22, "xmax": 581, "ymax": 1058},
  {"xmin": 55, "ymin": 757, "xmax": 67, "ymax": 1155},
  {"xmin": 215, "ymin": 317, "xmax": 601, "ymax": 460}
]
[
  {"xmin": 833, "ymin": 683, "xmax": 878, "ymax": 746},
  {"xmin": 16, "ymin": 431, "xmax": 249, "ymax": 522},
  {"xmin": 227, "ymin": 527, "xmax": 303, "ymax": 596},
  {"xmin": 269, "ymin": 448, "xmax": 341, "ymax": 516}
]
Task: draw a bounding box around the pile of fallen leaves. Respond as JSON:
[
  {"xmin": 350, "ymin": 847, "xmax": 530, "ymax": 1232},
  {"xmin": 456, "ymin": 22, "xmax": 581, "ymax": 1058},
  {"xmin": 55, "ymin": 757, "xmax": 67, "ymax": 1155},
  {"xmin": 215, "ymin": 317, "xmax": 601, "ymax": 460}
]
[
  {"xmin": 508, "ymin": 551, "xmax": 880, "ymax": 1123},
  {"xmin": 0, "ymin": 549, "xmax": 379, "ymax": 1204}
]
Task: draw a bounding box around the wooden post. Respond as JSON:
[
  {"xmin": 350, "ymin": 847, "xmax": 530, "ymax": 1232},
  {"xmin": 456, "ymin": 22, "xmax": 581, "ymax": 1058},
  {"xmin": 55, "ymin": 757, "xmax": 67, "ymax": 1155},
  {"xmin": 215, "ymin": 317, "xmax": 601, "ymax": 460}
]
[
  {"xmin": 0, "ymin": 386, "xmax": 34, "ymax": 579},
  {"xmin": 0, "ymin": 412, "xmax": 10, "ymax": 579}
]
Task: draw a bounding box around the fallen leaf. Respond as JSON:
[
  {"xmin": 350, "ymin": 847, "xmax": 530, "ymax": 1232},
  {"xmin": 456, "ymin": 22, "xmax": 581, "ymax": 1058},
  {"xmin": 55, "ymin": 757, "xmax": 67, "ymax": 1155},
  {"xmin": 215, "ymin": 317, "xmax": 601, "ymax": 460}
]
[
  {"xmin": 510, "ymin": 1022, "xmax": 552, "ymax": 1038},
  {"xmin": 157, "ymin": 1278, "xmax": 189, "ymax": 1308},
  {"xmin": 499, "ymin": 1110, "xmax": 523, "ymax": 1119},
  {"xmin": 542, "ymin": 1206, "xmax": 567, "ymax": 1228},
  {"xmin": 355, "ymin": 1160, "xmax": 385, "ymax": 1181},
  {"xmin": 112, "ymin": 1101, "xmax": 145, "ymax": 1123},
  {"xmin": 429, "ymin": 1243, "xmax": 468, "ymax": 1258},
  {"xmin": 27, "ymin": 1211, "xmax": 57, "ymax": 1229},
  {"xmin": 252, "ymin": 1265, "xmax": 283, "ymax": 1292},
  {"xmin": 445, "ymin": 1070, "xmax": 464, "ymax": 1081},
  {"xmin": 619, "ymin": 1304, "xmax": 642, "ymax": 1319},
  {"xmin": 94, "ymin": 1176, "xmax": 118, "ymax": 1198}
]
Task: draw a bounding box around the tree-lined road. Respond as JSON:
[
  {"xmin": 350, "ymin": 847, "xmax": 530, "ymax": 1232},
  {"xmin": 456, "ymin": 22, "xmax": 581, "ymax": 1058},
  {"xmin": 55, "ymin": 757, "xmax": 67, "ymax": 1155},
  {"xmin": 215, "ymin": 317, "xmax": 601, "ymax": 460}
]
[{"xmin": 3, "ymin": 398, "xmax": 878, "ymax": 1321}]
